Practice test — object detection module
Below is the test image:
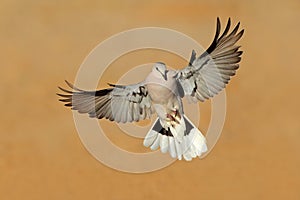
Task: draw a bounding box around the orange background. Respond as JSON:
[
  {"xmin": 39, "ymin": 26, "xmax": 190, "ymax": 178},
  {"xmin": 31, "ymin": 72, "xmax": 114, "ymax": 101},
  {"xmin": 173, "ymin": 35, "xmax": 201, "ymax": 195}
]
[{"xmin": 1, "ymin": 0, "xmax": 300, "ymax": 199}]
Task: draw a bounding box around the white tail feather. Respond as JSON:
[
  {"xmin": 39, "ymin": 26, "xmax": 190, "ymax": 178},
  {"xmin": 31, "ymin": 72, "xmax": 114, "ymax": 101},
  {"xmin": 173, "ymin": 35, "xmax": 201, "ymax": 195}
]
[{"xmin": 143, "ymin": 116, "xmax": 207, "ymax": 161}]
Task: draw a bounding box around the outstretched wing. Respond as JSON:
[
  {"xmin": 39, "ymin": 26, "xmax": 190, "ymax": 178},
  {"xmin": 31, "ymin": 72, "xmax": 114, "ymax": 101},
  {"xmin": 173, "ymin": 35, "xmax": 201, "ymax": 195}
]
[
  {"xmin": 57, "ymin": 81, "xmax": 153, "ymax": 123},
  {"xmin": 176, "ymin": 18, "xmax": 244, "ymax": 102}
]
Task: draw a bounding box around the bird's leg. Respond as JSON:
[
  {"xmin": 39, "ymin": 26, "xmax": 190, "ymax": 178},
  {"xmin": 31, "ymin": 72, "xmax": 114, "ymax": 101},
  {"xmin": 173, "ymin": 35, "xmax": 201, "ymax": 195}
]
[
  {"xmin": 165, "ymin": 116, "xmax": 177, "ymax": 128},
  {"xmin": 166, "ymin": 109, "xmax": 181, "ymax": 127},
  {"xmin": 171, "ymin": 109, "xmax": 181, "ymax": 122}
]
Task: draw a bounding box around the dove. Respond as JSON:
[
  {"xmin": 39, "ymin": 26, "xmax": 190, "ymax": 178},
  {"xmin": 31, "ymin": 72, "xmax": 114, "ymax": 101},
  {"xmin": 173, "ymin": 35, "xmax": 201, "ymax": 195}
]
[{"xmin": 57, "ymin": 18, "xmax": 244, "ymax": 161}]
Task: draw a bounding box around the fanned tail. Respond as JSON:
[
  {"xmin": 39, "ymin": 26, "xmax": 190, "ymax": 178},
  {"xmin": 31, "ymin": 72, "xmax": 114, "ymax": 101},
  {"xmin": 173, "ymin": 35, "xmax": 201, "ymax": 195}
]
[{"xmin": 143, "ymin": 115, "xmax": 207, "ymax": 161}]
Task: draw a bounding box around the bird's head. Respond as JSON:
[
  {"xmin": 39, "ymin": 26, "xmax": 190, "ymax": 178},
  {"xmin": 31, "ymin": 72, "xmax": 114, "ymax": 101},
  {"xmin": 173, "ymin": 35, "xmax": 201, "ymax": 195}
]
[{"xmin": 153, "ymin": 62, "xmax": 168, "ymax": 81}]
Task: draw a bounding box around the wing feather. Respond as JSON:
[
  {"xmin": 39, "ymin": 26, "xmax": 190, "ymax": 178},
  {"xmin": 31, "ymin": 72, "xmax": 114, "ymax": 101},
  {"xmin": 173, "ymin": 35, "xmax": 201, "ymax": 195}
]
[
  {"xmin": 57, "ymin": 80, "xmax": 153, "ymax": 123},
  {"xmin": 177, "ymin": 18, "xmax": 244, "ymax": 101}
]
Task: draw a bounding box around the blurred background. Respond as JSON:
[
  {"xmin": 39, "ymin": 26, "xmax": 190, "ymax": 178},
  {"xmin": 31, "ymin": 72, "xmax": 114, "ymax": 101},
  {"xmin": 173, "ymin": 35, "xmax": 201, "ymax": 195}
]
[{"xmin": 1, "ymin": 0, "xmax": 300, "ymax": 199}]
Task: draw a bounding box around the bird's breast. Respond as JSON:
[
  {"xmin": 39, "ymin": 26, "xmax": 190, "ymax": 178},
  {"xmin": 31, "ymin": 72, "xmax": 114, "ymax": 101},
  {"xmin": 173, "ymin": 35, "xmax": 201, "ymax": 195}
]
[
  {"xmin": 146, "ymin": 84, "xmax": 174, "ymax": 104},
  {"xmin": 144, "ymin": 70, "xmax": 178, "ymax": 104}
]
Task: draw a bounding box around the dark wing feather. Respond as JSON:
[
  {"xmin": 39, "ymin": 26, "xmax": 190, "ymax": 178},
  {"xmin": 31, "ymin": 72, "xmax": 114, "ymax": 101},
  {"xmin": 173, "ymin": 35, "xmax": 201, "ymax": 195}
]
[
  {"xmin": 176, "ymin": 18, "xmax": 244, "ymax": 102},
  {"xmin": 57, "ymin": 80, "xmax": 153, "ymax": 123}
]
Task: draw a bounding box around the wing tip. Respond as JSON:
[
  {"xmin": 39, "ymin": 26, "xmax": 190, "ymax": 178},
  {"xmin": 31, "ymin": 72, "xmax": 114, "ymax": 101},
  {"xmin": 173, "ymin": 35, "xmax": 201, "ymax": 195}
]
[
  {"xmin": 239, "ymin": 29, "xmax": 245, "ymax": 36},
  {"xmin": 189, "ymin": 49, "xmax": 197, "ymax": 65},
  {"xmin": 216, "ymin": 17, "xmax": 221, "ymax": 38},
  {"xmin": 57, "ymin": 86, "xmax": 73, "ymax": 94}
]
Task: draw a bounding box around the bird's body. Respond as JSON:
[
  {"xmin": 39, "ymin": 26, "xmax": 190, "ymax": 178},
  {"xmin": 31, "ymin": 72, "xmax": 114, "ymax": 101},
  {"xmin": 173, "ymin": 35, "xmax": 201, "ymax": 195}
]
[
  {"xmin": 58, "ymin": 18, "xmax": 244, "ymax": 161},
  {"xmin": 142, "ymin": 63, "xmax": 206, "ymax": 159},
  {"xmin": 146, "ymin": 82, "xmax": 176, "ymax": 105},
  {"xmin": 144, "ymin": 66, "xmax": 186, "ymax": 145},
  {"xmin": 145, "ymin": 65, "xmax": 181, "ymax": 120}
]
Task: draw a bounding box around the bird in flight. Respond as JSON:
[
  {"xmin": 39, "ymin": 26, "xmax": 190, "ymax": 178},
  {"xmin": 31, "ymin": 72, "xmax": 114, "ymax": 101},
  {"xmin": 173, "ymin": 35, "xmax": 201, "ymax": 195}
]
[{"xmin": 57, "ymin": 18, "xmax": 244, "ymax": 161}]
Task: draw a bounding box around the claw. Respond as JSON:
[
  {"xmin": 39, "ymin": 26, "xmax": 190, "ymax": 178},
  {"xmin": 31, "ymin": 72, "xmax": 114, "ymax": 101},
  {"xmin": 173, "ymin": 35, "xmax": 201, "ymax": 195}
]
[{"xmin": 166, "ymin": 111, "xmax": 180, "ymax": 124}]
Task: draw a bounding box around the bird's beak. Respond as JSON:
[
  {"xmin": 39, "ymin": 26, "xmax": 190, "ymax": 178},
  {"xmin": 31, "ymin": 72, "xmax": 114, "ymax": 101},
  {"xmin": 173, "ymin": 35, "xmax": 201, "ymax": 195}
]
[{"xmin": 163, "ymin": 70, "xmax": 168, "ymax": 81}]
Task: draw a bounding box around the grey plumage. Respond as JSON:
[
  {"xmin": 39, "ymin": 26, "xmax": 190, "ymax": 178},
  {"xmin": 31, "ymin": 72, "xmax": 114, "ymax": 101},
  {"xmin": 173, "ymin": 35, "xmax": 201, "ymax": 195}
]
[
  {"xmin": 58, "ymin": 17, "xmax": 244, "ymax": 161},
  {"xmin": 177, "ymin": 17, "xmax": 244, "ymax": 102},
  {"xmin": 57, "ymin": 81, "xmax": 152, "ymax": 123}
]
